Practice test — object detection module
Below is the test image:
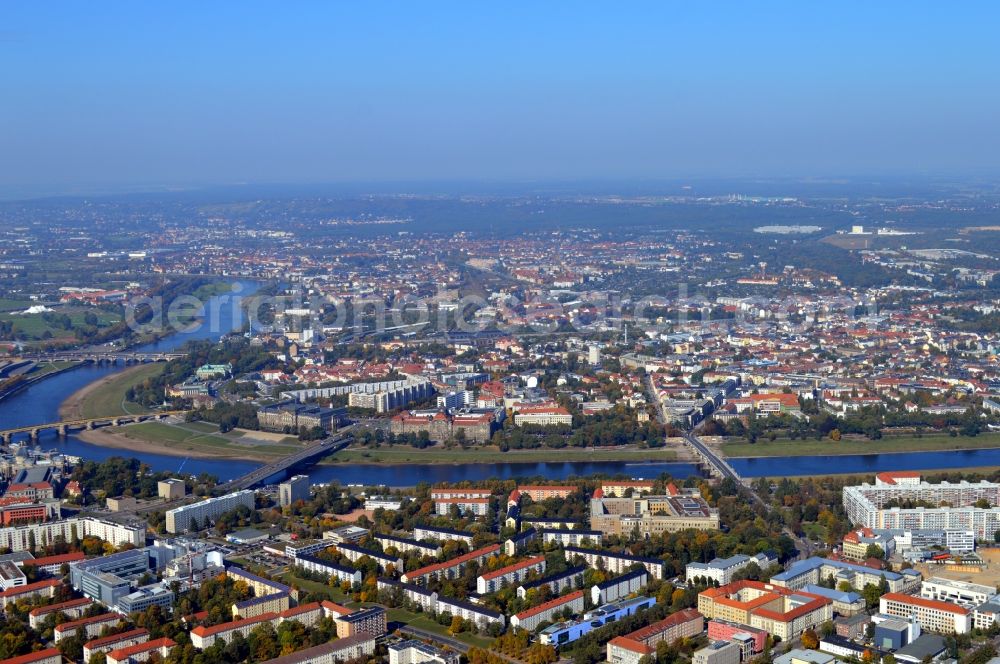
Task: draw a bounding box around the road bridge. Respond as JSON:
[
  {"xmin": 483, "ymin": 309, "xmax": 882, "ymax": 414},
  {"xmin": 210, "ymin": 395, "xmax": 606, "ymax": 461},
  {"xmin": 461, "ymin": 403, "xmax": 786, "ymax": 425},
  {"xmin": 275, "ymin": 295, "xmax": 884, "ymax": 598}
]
[
  {"xmin": 0, "ymin": 411, "xmax": 187, "ymax": 444},
  {"xmin": 218, "ymin": 433, "xmax": 353, "ymax": 491},
  {"xmin": 17, "ymin": 352, "xmax": 186, "ymax": 364}
]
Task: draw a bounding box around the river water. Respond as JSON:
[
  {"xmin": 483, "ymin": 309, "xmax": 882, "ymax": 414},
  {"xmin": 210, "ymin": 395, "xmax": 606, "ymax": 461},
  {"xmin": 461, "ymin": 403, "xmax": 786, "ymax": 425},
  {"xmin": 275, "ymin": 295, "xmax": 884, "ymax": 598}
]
[{"xmin": 2, "ymin": 280, "xmax": 996, "ymax": 485}]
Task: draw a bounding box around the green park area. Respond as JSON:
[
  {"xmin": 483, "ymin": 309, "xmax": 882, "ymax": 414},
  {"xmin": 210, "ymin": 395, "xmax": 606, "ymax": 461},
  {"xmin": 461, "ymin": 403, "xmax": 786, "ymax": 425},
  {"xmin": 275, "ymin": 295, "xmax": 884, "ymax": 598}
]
[
  {"xmin": 720, "ymin": 432, "xmax": 1000, "ymax": 458},
  {"xmin": 328, "ymin": 444, "xmax": 677, "ymax": 465},
  {"xmin": 74, "ymin": 363, "xmax": 166, "ymax": 419},
  {"xmin": 115, "ymin": 421, "xmax": 303, "ymax": 461},
  {"xmin": 0, "ymin": 306, "xmax": 121, "ymax": 342}
]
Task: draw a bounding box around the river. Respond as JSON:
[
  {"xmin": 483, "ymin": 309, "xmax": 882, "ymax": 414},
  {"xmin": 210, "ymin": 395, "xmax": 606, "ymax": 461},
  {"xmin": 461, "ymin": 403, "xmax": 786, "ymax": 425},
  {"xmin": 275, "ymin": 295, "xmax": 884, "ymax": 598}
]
[{"xmin": 4, "ymin": 279, "xmax": 999, "ymax": 485}]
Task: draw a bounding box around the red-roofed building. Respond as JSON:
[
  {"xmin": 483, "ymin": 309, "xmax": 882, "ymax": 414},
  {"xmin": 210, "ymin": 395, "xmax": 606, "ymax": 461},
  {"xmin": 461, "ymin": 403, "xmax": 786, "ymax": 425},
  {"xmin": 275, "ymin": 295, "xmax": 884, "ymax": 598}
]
[
  {"xmin": 607, "ymin": 609, "xmax": 705, "ymax": 664},
  {"xmin": 0, "ymin": 648, "xmax": 63, "ymax": 664},
  {"xmin": 513, "ymin": 405, "xmax": 572, "ymax": 427},
  {"xmin": 107, "ymin": 637, "xmax": 175, "ymax": 664},
  {"xmin": 511, "ymin": 590, "xmax": 586, "ymax": 631},
  {"xmin": 698, "ymin": 580, "xmax": 832, "ymax": 640},
  {"xmin": 83, "ymin": 629, "xmax": 150, "ymax": 662},
  {"xmin": 401, "ymin": 545, "xmax": 500, "ymax": 585},
  {"xmin": 517, "ymin": 485, "xmax": 576, "ymax": 501},
  {"xmin": 880, "ymin": 593, "xmax": 971, "ymax": 634},
  {"xmin": 0, "ymin": 578, "xmax": 60, "ymax": 608},
  {"xmin": 477, "ymin": 556, "xmax": 546, "ymax": 594},
  {"xmin": 191, "ymin": 613, "xmax": 277, "ymax": 649}
]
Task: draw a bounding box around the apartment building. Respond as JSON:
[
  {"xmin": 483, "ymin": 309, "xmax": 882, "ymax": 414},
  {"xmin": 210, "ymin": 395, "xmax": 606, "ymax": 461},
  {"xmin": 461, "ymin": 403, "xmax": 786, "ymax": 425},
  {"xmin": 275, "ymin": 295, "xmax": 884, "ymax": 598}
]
[
  {"xmin": 563, "ymin": 546, "xmax": 666, "ymax": 580},
  {"xmin": 843, "ymin": 474, "xmax": 1000, "ymax": 539},
  {"xmin": 191, "ymin": 613, "xmax": 279, "ymax": 649},
  {"xmin": 510, "ymin": 590, "xmax": 586, "ymax": 632},
  {"xmin": 517, "ymin": 565, "xmax": 586, "ymax": 600},
  {"xmin": 607, "ymin": 609, "xmax": 705, "ymax": 664},
  {"xmin": 29, "ymin": 597, "xmax": 93, "ymax": 629},
  {"xmin": 0, "ymin": 517, "xmax": 145, "ymax": 553},
  {"xmin": 389, "ymin": 640, "xmax": 460, "ymax": 664},
  {"xmin": 517, "ymin": 485, "xmax": 576, "ymax": 501},
  {"xmin": 375, "ymin": 533, "xmax": 441, "ymax": 558},
  {"xmin": 83, "ymin": 628, "xmax": 150, "ymax": 662},
  {"xmin": 412, "ymin": 525, "xmax": 475, "ymax": 546},
  {"xmin": 0, "ymin": 578, "xmax": 60, "ymax": 608},
  {"xmin": 841, "ymin": 527, "xmax": 896, "ymax": 561},
  {"xmin": 336, "ymin": 543, "xmax": 403, "ymax": 571},
  {"xmin": 686, "ymin": 553, "xmax": 776, "ymax": 586},
  {"xmin": 258, "ymin": 634, "xmax": 376, "ymax": 664},
  {"xmin": 278, "ymin": 475, "xmax": 310, "ymax": 507},
  {"xmin": 592, "ymin": 569, "xmax": 649, "ymax": 605},
  {"xmin": 165, "ymin": 490, "xmax": 256, "ymax": 534},
  {"xmin": 400, "ymin": 545, "xmax": 499, "ymax": 585},
  {"xmin": 600, "ymin": 481, "xmax": 655, "ymax": 497},
  {"xmin": 541, "ymin": 528, "xmax": 604, "ymax": 547},
  {"xmin": 512, "ymin": 405, "xmax": 573, "ymax": 427},
  {"xmin": 107, "ymin": 637, "xmax": 176, "ymax": 664},
  {"xmin": 233, "ymin": 592, "xmax": 291, "ymax": 619},
  {"xmin": 293, "ymin": 554, "xmax": 363, "ymax": 586},
  {"xmin": 54, "ymin": 612, "xmax": 124, "ymax": 643},
  {"xmin": 476, "ymin": 556, "xmax": 546, "ymax": 594},
  {"xmin": 879, "ymin": 593, "xmax": 972, "ymax": 634},
  {"xmin": 334, "ymin": 606, "xmax": 386, "ymax": 638},
  {"xmin": 434, "ymin": 497, "xmax": 490, "ymax": 517}
]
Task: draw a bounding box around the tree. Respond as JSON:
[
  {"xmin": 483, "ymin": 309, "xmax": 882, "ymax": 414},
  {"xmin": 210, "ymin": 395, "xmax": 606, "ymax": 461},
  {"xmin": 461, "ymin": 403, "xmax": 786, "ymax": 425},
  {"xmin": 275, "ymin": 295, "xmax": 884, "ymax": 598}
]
[
  {"xmin": 801, "ymin": 629, "xmax": 819, "ymax": 650},
  {"xmin": 865, "ymin": 544, "xmax": 885, "ymax": 560}
]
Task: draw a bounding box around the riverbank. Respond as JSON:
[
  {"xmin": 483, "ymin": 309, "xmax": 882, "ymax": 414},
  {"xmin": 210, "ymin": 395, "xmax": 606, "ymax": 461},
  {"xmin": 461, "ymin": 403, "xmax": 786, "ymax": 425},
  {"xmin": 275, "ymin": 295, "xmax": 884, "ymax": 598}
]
[
  {"xmin": 59, "ymin": 363, "xmax": 165, "ymax": 420},
  {"xmin": 0, "ymin": 360, "xmax": 84, "ymax": 404},
  {"xmin": 719, "ymin": 433, "xmax": 1000, "ymax": 458},
  {"xmin": 74, "ymin": 421, "xmax": 301, "ymax": 463},
  {"xmin": 325, "ymin": 444, "xmax": 678, "ymax": 465}
]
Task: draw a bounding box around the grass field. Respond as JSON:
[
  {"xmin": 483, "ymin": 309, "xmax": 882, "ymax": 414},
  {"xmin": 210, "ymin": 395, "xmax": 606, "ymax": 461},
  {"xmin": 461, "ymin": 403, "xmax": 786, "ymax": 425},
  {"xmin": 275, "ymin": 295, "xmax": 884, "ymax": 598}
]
[
  {"xmin": 27, "ymin": 360, "xmax": 80, "ymax": 377},
  {"xmin": 327, "ymin": 444, "xmax": 677, "ymax": 465},
  {"xmin": 0, "ymin": 298, "xmax": 41, "ymax": 313},
  {"xmin": 77, "ymin": 363, "xmax": 165, "ymax": 419},
  {"xmin": 0, "ymin": 307, "xmax": 120, "ymax": 340},
  {"xmin": 119, "ymin": 421, "xmax": 303, "ymax": 459},
  {"xmin": 720, "ymin": 433, "xmax": 1000, "ymax": 458}
]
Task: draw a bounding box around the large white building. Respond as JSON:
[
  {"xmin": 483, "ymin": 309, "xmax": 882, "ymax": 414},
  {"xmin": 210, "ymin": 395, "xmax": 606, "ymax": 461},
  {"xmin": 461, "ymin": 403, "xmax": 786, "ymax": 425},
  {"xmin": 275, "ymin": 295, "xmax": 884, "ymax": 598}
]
[
  {"xmin": 165, "ymin": 490, "xmax": 256, "ymax": 533},
  {"xmin": 920, "ymin": 577, "xmax": 997, "ymax": 608},
  {"xmin": 686, "ymin": 553, "xmax": 776, "ymax": 586},
  {"xmin": 879, "ymin": 593, "xmax": 972, "ymax": 634},
  {"xmin": 843, "ymin": 473, "xmax": 1000, "ymax": 540},
  {"xmin": 0, "ymin": 517, "xmax": 145, "ymax": 553}
]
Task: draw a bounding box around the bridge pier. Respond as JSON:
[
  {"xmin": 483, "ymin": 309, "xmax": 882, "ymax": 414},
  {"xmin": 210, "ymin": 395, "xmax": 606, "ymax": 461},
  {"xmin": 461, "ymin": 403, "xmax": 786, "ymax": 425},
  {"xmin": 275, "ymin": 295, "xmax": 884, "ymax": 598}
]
[
  {"xmin": 29, "ymin": 429, "xmax": 40, "ymax": 443},
  {"xmin": 86, "ymin": 421, "xmax": 95, "ymax": 430},
  {"xmin": 57, "ymin": 425, "xmax": 67, "ymax": 438},
  {"xmin": 111, "ymin": 418, "xmax": 121, "ymax": 427},
  {"xmin": 1, "ymin": 433, "xmax": 9, "ymax": 445}
]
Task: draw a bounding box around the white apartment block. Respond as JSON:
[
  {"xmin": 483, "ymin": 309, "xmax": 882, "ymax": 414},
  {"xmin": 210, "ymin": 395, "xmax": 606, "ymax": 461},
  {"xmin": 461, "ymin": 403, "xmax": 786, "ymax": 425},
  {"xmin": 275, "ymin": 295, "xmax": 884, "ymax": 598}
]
[
  {"xmin": 476, "ymin": 556, "xmax": 546, "ymax": 594},
  {"xmin": 165, "ymin": 490, "xmax": 256, "ymax": 534},
  {"xmin": 879, "ymin": 593, "xmax": 972, "ymax": 634},
  {"xmin": 564, "ymin": 546, "xmax": 665, "ymax": 580},
  {"xmin": 434, "ymin": 498, "xmax": 490, "ymax": 517},
  {"xmin": 686, "ymin": 553, "xmax": 774, "ymax": 586},
  {"xmin": 540, "ymin": 529, "xmax": 604, "ymax": 547},
  {"xmin": 510, "ymin": 590, "xmax": 586, "ymax": 632},
  {"xmin": 844, "ymin": 475, "xmax": 1000, "ymax": 540},
  {"xmin": 0, "ymin": 517, "xmax": 145, "ymax": 553},
  {"xmin": 412, "ymin": 526, "xmax": 475, "ymax": 545}
]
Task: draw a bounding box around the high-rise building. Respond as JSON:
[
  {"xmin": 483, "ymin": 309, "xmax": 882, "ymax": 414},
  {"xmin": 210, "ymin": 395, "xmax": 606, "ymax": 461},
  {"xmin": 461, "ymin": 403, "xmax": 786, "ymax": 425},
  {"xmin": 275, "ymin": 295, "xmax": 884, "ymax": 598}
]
[{"xmin": 279, "ymin": 475, "xmax": 310, "ymax": 507}]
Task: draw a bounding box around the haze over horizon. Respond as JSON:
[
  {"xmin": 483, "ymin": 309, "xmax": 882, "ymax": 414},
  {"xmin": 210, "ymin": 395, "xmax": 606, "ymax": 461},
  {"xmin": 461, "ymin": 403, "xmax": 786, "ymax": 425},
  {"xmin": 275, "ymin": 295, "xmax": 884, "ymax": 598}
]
[{"xmin": 3, "ymin": 1, "xmax": 1000, "ymax": 198}]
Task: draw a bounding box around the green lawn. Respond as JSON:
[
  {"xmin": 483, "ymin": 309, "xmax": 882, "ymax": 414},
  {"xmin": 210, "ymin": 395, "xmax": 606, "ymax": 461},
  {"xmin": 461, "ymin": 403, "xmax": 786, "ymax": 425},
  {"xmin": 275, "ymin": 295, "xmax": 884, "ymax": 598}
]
[
  {"xmin": 78, "ymin": 363, "xmax": 165, "ymax": 418},
  {"xmin": 0, "ymin": 308, "xmax": 121, "ymax": 340},
  {"xmin": 0, "ymin": 298, "xmax": 42, "ymax": 313},
  {"xmin": 119, "ymin": 421, "xmax": 303, "ymax": 459},
  {"xmin": 802, "ymin": 522, "xmax": 828, "ymax": 542},
  {"xmin": 328, "ymin": 444, "xmax": 677, "ymax": 465},
  {"xmin": 720, "ymin": 433, "xmax": 1000, "ymax": 458}
]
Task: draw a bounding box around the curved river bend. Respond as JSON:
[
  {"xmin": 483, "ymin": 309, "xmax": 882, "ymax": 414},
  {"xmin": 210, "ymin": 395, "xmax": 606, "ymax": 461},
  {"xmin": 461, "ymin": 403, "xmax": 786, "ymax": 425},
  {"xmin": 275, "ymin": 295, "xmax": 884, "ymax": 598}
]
[{"xmin": 2, "ymin": 281, "xmax": 996, "ymax": 485}]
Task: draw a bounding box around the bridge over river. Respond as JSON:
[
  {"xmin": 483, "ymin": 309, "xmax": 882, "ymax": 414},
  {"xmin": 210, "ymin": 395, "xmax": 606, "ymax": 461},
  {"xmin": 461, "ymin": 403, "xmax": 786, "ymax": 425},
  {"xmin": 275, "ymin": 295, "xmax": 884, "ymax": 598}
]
[{"xmin": 0, "ymin": 411, "xmax": 187, "ymax": 445}]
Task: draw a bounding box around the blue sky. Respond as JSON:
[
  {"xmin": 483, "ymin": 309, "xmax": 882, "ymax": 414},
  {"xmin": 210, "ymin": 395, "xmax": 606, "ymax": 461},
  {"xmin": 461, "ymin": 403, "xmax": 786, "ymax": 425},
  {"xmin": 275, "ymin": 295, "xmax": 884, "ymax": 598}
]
[{"xmin": 2, "ymin": 2, "xmax": 999, "ymax": 194}]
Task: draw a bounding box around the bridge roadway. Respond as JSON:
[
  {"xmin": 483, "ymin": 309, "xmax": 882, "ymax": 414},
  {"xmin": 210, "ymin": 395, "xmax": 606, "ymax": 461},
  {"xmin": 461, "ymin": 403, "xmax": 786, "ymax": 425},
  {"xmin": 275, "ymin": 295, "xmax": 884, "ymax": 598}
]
[
  {"xmin": 17, "ymin": 351, "xmax": 187, "ymax": 363},
  {"xmin": 218, "ymin": 432, "xmax": 353, "ymax": 491},
  {"xmin": 0, "ymin": 411, "xmax": 187, "ymax": 444},
  {"xmin": 682, "ymin": 431, "xmax": 742, "ymax": 482}
]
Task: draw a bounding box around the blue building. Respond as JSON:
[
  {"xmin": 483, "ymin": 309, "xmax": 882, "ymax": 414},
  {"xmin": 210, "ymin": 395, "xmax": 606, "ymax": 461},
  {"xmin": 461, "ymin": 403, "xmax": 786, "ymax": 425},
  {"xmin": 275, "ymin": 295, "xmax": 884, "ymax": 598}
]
[{"xmin": 540, "ymin": 595, "xmax": 655, "ymax": 647}]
